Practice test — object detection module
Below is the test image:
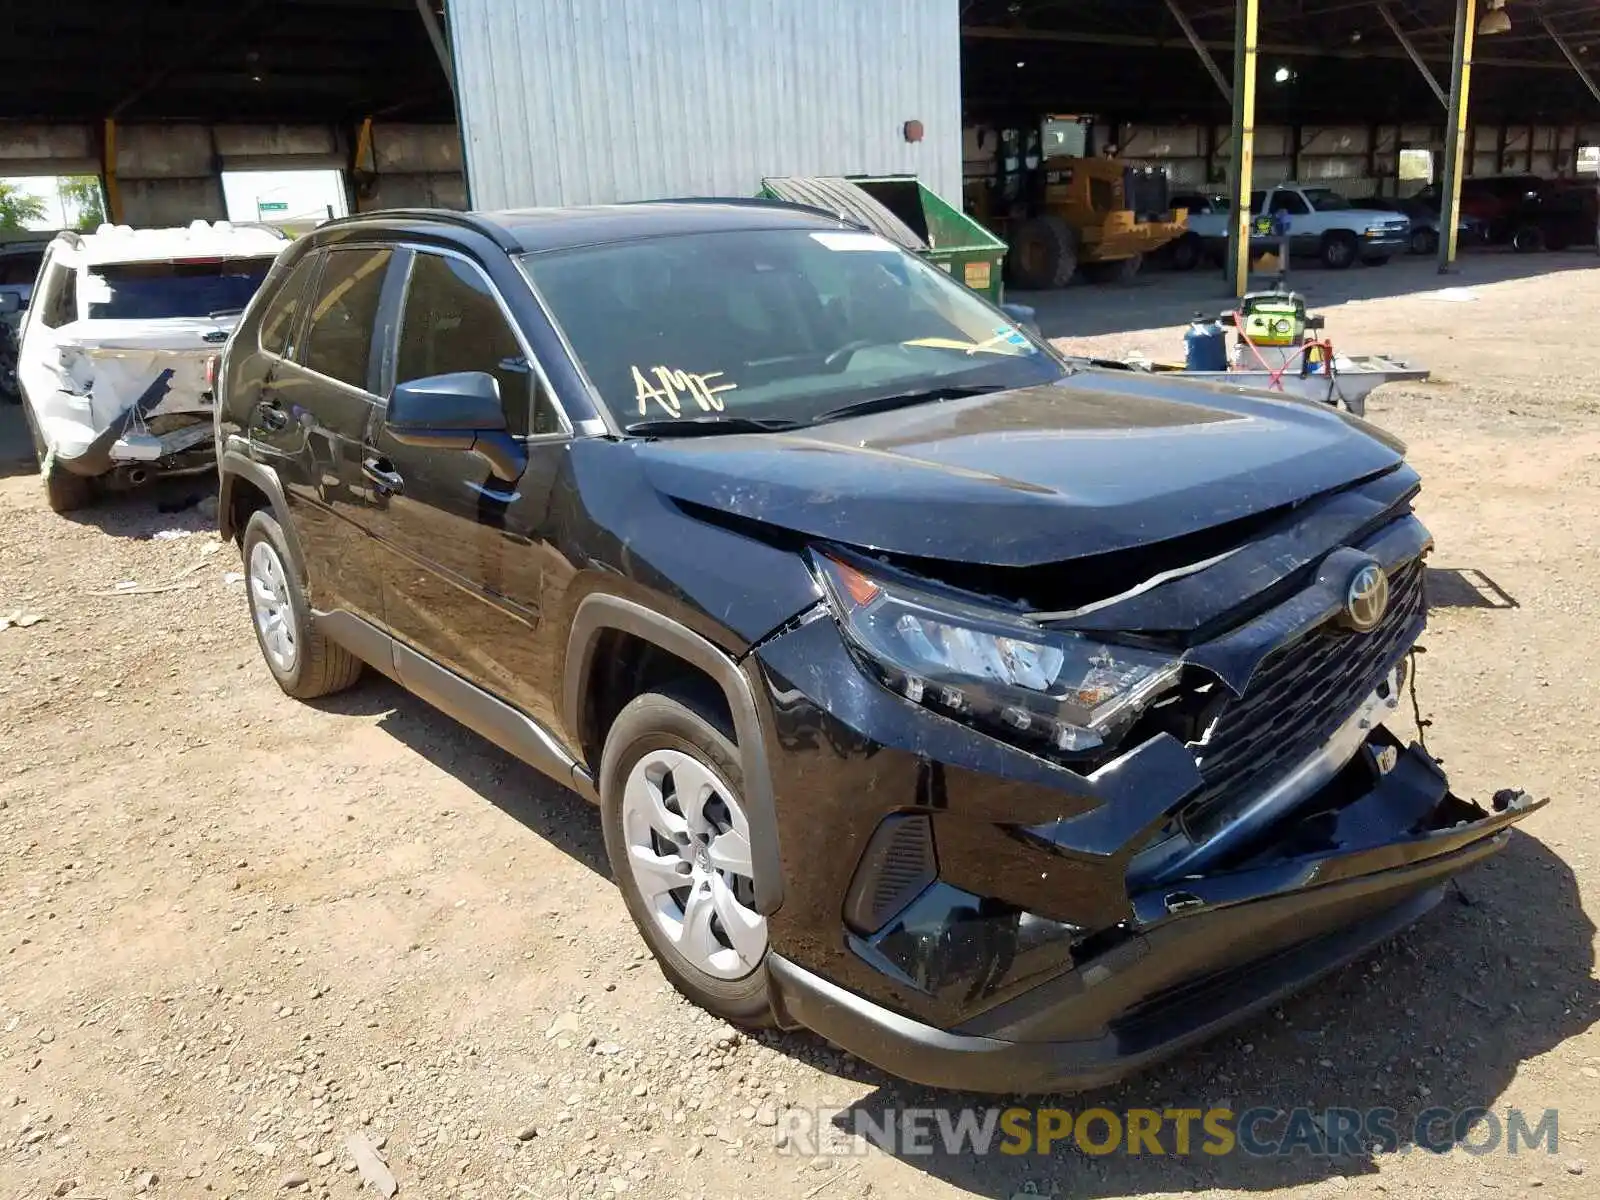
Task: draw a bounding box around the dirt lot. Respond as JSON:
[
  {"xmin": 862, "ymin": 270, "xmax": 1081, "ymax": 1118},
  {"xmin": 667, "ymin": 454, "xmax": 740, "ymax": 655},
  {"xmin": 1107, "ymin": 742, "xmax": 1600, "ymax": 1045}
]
[{"xmin": 3, "ymin": 253, "xmax": 1600, "ymax": 1200}]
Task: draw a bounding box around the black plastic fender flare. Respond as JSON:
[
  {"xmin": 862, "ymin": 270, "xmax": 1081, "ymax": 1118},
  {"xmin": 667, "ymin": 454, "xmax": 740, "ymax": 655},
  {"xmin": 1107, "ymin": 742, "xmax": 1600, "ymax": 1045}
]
[
  {"xmin": 563, "ymin": 593, "xmax": 784, "ymax": 915},
  {"xmin": 218, "ymin": 446, "xmax": 310, "ymax": 585}
]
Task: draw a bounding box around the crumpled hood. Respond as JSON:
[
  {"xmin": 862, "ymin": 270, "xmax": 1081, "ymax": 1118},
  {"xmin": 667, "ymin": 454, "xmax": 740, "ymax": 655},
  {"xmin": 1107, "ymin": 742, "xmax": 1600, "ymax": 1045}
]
[{"xmin": 632, "ymin": 371, "xmax": 1407, "ymax": 567}]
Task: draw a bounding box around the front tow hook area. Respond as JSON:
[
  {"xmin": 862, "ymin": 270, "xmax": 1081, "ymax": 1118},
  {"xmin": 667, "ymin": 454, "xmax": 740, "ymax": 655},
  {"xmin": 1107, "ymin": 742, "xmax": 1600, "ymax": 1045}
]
[{"xmin": 1128, "ymin": 736, "xmax": 1547, "ymax": 928}]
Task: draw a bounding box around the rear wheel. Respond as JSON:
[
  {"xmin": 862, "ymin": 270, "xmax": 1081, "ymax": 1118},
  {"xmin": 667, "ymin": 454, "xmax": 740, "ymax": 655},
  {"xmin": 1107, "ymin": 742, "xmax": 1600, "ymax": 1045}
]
[
  {"xmin": 1321, "ymin": 231, "xmax": 1359, "ymax": 270},
  {"xmin": 20, "ymin": 395, "xmax": 95, "ymax": 514},
  {"xmin": 1410, "ymin": 226, "xmax": 1439, "ymax": 256},
  {"xmin": 1085, "ymin": 254, "xmax": 1142, "ymax": 284},
  {"xmin": 242, "ymin": 509, "xmax": 363, "ymax": 700},
  {"xmin": 600, "ymin": 690, "xmax": 774, "ymax": 1026},
  {"xmin": 1004, "ymin": 215, "xmax": 1080, "ymax": 289}
]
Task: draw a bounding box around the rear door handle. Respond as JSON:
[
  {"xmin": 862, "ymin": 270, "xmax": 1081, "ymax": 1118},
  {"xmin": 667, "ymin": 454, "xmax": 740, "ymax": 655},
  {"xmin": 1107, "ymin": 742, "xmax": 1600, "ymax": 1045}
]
[
  {"xmin": 255, "ymin": 399, "xmax": 289, "ymax": 431},
  {"xmin": 363, "ymin": 457, "xmax": 405, "ymax": 495}
]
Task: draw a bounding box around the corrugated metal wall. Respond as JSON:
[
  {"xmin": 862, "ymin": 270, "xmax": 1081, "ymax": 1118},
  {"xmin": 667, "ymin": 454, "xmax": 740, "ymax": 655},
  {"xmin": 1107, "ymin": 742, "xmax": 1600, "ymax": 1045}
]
[{"xmin": 445, "ymin": 0, "xmax": 962, "ymax": 210}]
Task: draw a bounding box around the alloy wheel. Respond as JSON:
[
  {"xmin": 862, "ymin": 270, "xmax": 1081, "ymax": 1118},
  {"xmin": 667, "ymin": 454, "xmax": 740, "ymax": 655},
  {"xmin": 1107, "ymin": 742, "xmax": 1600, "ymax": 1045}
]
[
  {"xmin": 248, "ymin": 540, "xmax": 298, "ymax": 674},
  {"xmin": 620, "ymin": 748, "xmax": 767, "ymax": 980}
]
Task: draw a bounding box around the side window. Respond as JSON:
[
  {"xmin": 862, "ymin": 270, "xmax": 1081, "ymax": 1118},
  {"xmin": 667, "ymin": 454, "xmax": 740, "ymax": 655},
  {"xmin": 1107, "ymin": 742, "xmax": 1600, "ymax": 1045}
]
[
  {"xmin": 258, "ymin": 255, "xmax": 320, "ymax": 358},
  {"xmin": 301, "ymin": 248, "xmax": 392, "ymax": 391},
  {"xmin": 1270, "ymin": 190, "xmax": 1311, "ymax": 216},
  {"xmin": 395, "ymin": 252, "xmax": 561, "ymax": 437},
  {"xmin": 36, "ymin": 262, "xmax": 78, "ymax": 329},
  {"xmin": 1249, "ymin": 190, "xmax": 1267, "ymax": 213}
]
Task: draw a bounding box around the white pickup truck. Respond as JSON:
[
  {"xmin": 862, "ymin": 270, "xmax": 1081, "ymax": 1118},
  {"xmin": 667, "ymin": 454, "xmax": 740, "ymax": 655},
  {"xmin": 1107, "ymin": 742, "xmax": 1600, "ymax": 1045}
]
[{"xmin": 1182, "ymin": 183, "xmax": 1411, "ymax": 269}]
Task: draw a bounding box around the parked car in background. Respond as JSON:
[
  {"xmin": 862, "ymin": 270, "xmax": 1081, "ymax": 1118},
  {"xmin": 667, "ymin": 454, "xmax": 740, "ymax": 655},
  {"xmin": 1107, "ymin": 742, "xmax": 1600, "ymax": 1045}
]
[
  {"xmin": 1185, "ymin": 184, "xmax": 1409, "ymax": 268},
  {"xmin": 1163, "ymin": 193, "xmax": 1230, "ymax": 270},
  {"xmin": 1412, "ymin": 175, "xmax": 1553, "ymax": 245},
  {"xmin": 0, "ymin": 234, "xmax": 52, "ymax": 404},
  {"xmin": 1503, "ymin": 181, "xmax": 1598, "ymax": 253},
  {"xmin": 16, "ymin": 220, "xmax": 287, "ymax": 511},
  {"xmin": 214, "ymin": 202, "xmax": 1542, "ymax": 1093},
  {"xmin": 1348, "ymin": 196, "xmax": 1484, "ymax": 256}
]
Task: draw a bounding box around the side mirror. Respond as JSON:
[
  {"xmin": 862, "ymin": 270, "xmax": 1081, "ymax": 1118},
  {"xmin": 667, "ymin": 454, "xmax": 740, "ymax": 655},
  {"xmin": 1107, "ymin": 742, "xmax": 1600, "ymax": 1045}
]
[
  {"xmin": 0, "ymin": 293, "xmax": 20, "ymax": 317},
  {"xmin": 386, "ymin": 371, "xmax": 526, "ymax": 480}
]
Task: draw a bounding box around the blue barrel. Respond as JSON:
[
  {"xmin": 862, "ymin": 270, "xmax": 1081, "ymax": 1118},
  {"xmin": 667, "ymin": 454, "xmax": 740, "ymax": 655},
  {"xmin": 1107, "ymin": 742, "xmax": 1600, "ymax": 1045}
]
[{"xmin": 1185, "ymin": 316, "xmax": 1228, "ymax": 372}]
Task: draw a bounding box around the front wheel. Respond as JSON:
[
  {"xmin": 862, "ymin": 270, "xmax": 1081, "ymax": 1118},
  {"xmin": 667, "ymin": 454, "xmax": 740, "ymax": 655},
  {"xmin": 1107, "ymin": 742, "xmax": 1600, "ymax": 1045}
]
[
  {"xmin": 600, "ymin": 690, "xmax": 774, "ymax": 1026},
  {"xmin": 1410, "ymin": 227, "xmax": 1439, "ymax": 256}
]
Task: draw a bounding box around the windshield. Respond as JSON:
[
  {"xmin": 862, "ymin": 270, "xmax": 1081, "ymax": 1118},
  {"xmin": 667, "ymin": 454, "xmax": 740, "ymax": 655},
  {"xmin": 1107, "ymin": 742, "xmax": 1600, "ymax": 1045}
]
[
  {"xmin": 85, "ymin": 256, "xmax": 277, "ymax": 320},
  {"xmin": 520, "ymin": 228, "xmax": 1063, "ymax": 431},
  {"xmin": 1302, "ymin": 188, "xmax": 1353, "ymax": 212}
]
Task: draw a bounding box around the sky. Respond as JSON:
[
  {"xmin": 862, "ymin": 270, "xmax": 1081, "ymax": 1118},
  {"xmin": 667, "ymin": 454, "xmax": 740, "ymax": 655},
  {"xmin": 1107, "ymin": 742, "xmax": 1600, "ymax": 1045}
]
[{"xmin": 3, "ymin": 169, "xmax": 349, "ymax": 229}]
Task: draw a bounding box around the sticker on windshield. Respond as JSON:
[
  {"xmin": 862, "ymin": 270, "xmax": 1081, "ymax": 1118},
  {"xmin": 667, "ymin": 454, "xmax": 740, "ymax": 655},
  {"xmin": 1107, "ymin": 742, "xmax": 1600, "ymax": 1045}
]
[
  {"xmin": 993, "ymin": 324, "xmax": 1031, "ymax": 348},
  {"xmin": 631, "ymin": 365, "xmax": 738, "ymax": 417},
  {"xmin": 809, "ymin": 232, "xmax": 896, "ymax": 253}
]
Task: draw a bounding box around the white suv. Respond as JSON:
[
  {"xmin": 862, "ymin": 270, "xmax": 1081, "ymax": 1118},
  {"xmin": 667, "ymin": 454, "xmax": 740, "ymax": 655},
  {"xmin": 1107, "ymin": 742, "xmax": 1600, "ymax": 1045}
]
[{"xmin": 16, "ymin": 220, "xmax": 288, "ymax": 511}]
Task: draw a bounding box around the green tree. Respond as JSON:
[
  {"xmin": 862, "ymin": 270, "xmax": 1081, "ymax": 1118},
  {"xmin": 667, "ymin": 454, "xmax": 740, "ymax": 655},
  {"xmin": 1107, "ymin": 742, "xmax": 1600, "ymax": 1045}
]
[
  {"xmin": 59, "ymin": 176, "xmax": 106, "ymax": 231},
  {"xmin": 0, "ymin": 181, "xmax": 48, "ymax": 233}
]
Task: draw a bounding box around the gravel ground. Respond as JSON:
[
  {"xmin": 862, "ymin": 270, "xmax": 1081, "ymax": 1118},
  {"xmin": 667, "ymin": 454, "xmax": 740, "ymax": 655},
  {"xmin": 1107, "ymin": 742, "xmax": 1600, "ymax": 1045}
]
[{"xmin": 2, "ymin": 252, "xmax": 1599, "ymax": 1200}]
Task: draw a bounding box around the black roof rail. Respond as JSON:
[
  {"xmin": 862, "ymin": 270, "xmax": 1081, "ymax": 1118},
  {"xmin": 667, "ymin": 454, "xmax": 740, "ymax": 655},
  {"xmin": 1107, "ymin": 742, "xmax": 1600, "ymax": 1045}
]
[
  {"xmin": 315, "ymin": 208, "xmax": 521, "ymax": 252},
  {"xmin": 630, "ymin": 195, "xmax": 868, "ymax": 229}
]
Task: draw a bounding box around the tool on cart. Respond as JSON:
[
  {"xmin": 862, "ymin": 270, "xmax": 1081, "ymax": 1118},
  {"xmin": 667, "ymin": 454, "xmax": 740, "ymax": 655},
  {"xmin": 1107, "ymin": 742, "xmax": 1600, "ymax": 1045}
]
[{"xmin": 1095, "ymin": 287, "xmax": 1429, "ymax": 418}]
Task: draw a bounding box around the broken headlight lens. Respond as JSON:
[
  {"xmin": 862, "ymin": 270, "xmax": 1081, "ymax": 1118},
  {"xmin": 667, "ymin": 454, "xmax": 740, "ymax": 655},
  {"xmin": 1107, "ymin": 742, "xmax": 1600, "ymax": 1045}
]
[{"xmin": 815, "ymin": 552, "xmax": 1182, "ymax": 755}]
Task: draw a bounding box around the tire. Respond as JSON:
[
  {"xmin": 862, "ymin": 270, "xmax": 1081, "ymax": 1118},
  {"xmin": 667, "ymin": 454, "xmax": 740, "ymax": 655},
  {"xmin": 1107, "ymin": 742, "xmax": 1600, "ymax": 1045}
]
[
  {"xmin": 1511, "ymin": 224, "xmax": 1544, "ymax": 254},
  {"xmin": 241, "ymin": 509, "xmax": 363, "ymax": 700},
  {"xmin": 1410, "ymin": 227, "xmax": 1439, "ymax": 256},
  {"xmin": 1168, "ymin": 233, "xmax": 1202, "ymax": 271},
  {"xmin": 1321, "ymin": 231, "xmax": 1359, "ymax": 270},
  {"xmin": 19, "ymin": 395, "xmax": 96, "ymax": 514},
  {"xmin": 1004, "ymin": 215, "xmax": 1080, "ymax": 289},
  {"xmin": 600, "ymin": 690, "xmax": 774, "ymax": 1027},
  {"xmin": 1085, "ymin": 254, "xmax": 1142, "ymax": 284}
]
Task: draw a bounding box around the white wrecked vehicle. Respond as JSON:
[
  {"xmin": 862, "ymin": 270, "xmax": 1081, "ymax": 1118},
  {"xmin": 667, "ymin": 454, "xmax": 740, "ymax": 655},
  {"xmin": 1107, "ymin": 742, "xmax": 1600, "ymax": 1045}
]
[{"xmin": 16, "ymin": 220, "xmax": 288, "ymax": 512}]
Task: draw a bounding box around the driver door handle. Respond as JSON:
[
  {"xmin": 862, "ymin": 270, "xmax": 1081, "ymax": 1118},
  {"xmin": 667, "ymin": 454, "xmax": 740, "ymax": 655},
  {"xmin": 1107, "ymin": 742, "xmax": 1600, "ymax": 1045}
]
[{"xmin": 363, "ymin": 457, "xmax": 405, "ymax": 496}]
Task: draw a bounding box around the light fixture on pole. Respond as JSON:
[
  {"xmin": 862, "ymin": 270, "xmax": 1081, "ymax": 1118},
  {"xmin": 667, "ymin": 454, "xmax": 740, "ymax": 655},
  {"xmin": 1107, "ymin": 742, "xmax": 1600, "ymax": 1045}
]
[{"xmin": 1479, "ymin": 0, "xmax": 1511, "ymax": 36}]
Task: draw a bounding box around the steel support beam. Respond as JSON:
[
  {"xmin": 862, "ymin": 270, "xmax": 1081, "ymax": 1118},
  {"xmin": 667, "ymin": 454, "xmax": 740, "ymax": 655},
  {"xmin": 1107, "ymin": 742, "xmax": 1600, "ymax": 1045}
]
[
  {"xmin": 1541, "ymin": 12, "xmax": 1600, "ymax": 107},
  {"xmin": 1227, "ymin": 0, "xmax": 1259, "ymax": 297},
  {"xmin": 414, "ymin": 0, "xmax": 455, "ymax": 92},
  {"xmin": 101, "ymin": 118, "xmax": 122, "ymax": 225},
  {"xmin": 1438, "ymin": 0, "xmax": 1476, "ymax": 272},
  {"xmin": 1165, "ymin": 0, "xmax": 1233, "ymax": 104},
  {"xmin": 1377, "ymin": 3, "xmax": 1449, "ymax": 108}
]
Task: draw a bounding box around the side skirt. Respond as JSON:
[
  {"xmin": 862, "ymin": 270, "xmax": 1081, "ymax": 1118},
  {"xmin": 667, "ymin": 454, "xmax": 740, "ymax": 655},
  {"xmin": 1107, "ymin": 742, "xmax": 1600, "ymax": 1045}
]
[{"xmin": 313, "ymin": 609, "xmax": 597, "ymax": 803}]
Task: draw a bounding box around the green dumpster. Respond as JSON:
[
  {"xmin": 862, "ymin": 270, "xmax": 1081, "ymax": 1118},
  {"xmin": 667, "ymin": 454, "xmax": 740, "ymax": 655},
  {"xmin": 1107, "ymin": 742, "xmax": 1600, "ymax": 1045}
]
[{"xmin": 758, "ymin": 175, "xmax": 1008, "ymax": 304}]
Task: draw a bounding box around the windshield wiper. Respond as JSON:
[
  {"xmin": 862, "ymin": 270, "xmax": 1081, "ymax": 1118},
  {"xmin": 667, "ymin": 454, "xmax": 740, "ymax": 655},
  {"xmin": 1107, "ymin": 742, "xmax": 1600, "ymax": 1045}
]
[
  {"xmin": 623, "ymin": 415, "xmax": 806, "ymax": 437},
  {"xmin": 810, "ymin": 384, "xmax": 1008, "ymax": 426}
]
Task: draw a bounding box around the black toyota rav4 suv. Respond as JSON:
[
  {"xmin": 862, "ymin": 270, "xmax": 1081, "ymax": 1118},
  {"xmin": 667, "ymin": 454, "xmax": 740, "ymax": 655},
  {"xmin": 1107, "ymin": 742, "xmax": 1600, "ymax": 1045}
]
[{"xmin": 215, "ymin": 203, "xmax": 1542, "ymax": 1092}]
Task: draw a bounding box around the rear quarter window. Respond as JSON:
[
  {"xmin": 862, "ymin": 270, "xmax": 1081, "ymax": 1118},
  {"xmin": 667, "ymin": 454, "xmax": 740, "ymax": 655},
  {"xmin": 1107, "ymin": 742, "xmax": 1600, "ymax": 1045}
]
[
  {"xmin": 257, "ymin": 255, "xmax": 321, "ymax": 358},
  {"xmin": 300, "ymin": 248, "xmax": 393, "ymax": 391}
]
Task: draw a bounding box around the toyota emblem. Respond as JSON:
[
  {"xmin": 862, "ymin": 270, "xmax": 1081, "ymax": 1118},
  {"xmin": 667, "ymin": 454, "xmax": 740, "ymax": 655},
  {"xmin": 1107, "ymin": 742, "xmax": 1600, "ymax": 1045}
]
[{"xmin": 1342, "ymin": 562, "xmax": 1390, "ymax": 632}]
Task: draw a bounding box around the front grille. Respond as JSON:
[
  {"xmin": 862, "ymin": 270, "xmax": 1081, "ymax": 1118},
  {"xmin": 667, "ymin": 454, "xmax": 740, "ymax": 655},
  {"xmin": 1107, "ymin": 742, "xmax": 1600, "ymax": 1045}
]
[{"xmin": 1182, "ymin": 558, "xmax": 1426, "ymax": 831}]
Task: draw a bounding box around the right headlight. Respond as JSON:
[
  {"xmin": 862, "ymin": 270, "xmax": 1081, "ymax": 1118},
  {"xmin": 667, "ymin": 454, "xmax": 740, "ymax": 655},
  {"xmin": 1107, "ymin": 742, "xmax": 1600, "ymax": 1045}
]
[{"xmin": 815, "ymin": 552, "xmax": 1183, "ymax": 756}]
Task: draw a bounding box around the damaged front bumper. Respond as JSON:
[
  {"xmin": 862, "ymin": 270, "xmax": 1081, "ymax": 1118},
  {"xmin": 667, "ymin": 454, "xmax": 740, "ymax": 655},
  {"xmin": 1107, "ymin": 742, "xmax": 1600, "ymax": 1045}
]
[{"xmin": 751, "ymin": 607, "xmax": 1546, "ymax": 1094}]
